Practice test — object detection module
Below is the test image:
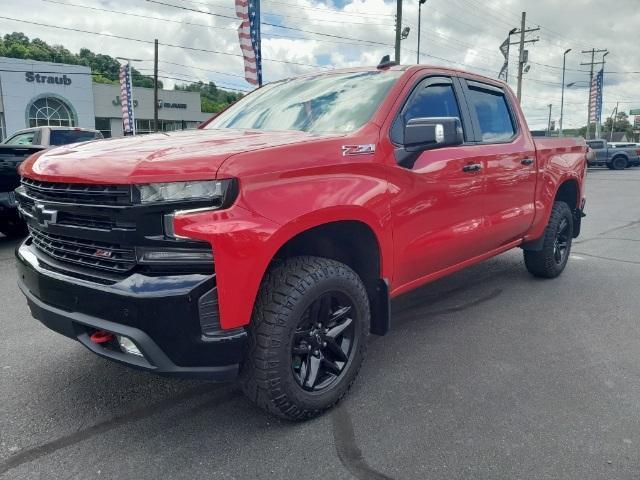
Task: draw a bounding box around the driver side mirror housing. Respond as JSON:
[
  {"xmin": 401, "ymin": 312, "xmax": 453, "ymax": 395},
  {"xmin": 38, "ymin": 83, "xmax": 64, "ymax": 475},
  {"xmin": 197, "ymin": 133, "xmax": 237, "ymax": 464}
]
[
  {"xmin": 396, "ymin": 117, "xmax": 464, "ymax": 169},
  {"xmin": 404, "ymin": 117, "xmax": 464, "ymax": 152}
]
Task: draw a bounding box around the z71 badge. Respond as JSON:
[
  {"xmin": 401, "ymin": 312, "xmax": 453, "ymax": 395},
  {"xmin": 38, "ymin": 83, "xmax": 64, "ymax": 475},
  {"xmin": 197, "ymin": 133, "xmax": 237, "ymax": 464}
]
[{"xmin": 341, "ymin": 144, "xmax": 376, "ymax": 156}]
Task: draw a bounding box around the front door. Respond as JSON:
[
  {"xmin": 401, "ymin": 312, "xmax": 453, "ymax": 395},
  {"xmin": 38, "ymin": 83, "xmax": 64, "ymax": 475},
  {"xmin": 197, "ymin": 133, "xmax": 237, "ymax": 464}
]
[{"xmin": 389, "ymin": 76, "xmax": 489, "ymax": 290}]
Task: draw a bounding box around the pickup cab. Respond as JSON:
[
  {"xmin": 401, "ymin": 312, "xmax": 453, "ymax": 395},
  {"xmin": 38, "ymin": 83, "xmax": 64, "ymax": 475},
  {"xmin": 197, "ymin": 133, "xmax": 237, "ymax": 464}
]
[
  {"xmin": 0, "ymin": 127, "xmax": 103, "ymax": 237},
  {"xmin": 585, "ymin": 139, "xmax": 640, "ymax": 169},
  {"xmin": 15, "ymin": 64, "xmax": 588, "ymax": 420}
]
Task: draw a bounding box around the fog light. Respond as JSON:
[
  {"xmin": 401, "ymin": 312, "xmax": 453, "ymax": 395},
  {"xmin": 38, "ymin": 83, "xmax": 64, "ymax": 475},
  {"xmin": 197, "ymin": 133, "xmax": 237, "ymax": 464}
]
[{"xmin": 117, "ymin": 335, "xmax": 143, "ymax": 357}]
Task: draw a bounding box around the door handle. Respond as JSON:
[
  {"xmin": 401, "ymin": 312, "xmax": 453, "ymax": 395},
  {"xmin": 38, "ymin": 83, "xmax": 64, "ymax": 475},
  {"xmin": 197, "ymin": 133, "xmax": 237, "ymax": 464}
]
[
  {"xmin": 521, "ymin": 158, "xmax": 535, "ymax": 166},
  {"xmin": 462, "ymin": 163, "xmax": 482, "ymax": 172}
]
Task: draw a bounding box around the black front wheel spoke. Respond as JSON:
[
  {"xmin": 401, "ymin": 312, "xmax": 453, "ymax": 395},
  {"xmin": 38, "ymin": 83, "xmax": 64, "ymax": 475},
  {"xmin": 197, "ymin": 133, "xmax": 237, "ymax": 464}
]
[
  {"xmin": 324, "ymin": 338, "xmax": 348, "ymax": 362},
  {"xmin": 326, "ymin": 317, "xmax": 353, "ymax": 340},
  {"xmin": 305, "ymin": 354, "xmax": 321, "ymax": 389},
  {"xmin": 291, "ymin": 291, "xmax": 357, "ymax": 392}
]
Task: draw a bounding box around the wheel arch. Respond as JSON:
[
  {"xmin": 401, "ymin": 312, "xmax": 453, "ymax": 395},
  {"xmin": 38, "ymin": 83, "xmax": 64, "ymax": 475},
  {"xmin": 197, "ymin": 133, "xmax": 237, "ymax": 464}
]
[{"xmin": 269, "ymin": 219, "xmax": 391, "ymax": 335}]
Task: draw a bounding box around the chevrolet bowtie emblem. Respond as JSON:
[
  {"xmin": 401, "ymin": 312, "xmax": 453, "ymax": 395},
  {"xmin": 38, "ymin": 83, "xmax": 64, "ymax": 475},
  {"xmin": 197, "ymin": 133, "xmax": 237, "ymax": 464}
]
[{"xmin": 33, "ymin": 203, "xmax": 58, "ymax": 227}]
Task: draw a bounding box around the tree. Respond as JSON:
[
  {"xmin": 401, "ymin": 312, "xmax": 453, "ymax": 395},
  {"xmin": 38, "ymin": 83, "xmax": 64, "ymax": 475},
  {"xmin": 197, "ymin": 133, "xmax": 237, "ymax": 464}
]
[
  {"xmin": 174, "ymin": 81, "xmax": 243, "ymax": 113},
  {"xmin": 603, "ymin": 111, "xmax": 633, "ymax": 137}
]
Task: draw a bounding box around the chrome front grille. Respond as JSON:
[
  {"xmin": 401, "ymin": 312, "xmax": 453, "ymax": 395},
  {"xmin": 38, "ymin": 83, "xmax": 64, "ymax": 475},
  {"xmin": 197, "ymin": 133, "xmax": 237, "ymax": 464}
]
[{"xmin": 28, "ymin": 226, "xmax": 136, "ymax": 273}]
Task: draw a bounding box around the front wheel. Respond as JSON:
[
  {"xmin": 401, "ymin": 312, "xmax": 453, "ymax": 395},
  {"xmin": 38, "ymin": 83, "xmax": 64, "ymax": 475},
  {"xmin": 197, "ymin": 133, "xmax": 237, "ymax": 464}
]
[
  {"xmin": 240, "ymin": 256, "xmax": 370, "ymax": 420},
  {"xmin": 524, "ymin": 201, "xmax": 574, "ymax": 278}
]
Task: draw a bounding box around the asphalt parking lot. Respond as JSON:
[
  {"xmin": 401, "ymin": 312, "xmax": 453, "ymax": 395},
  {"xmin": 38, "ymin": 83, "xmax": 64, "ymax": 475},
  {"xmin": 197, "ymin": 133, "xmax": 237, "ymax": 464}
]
[{"xmin": 1, "ymin": 168, "xmax": 639, "ymax": 480}]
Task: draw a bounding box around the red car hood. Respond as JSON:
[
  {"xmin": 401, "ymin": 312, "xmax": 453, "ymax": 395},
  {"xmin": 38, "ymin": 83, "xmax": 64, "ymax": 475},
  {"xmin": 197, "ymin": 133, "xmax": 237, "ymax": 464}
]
[{"xmin": 20, "ymin": 128, "xmax": 337, "ymax": 184}]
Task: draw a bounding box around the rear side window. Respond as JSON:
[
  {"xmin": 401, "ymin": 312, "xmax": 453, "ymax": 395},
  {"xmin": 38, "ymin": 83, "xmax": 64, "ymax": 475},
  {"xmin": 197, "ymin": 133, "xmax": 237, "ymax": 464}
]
[
  {"xmin": 467, "ymin": 86, "xmax": 515, "ymax": 142},
  {"xmin": 403, "ymin": 84, "xmax": 461, "ymax": 123},
  {"xmin": 49, "ymin": 130, "xmax": 101, "ymax": 146},
  {"xmin": 4, "ymin": 132, "xmax": 35, "ymax": 145}
]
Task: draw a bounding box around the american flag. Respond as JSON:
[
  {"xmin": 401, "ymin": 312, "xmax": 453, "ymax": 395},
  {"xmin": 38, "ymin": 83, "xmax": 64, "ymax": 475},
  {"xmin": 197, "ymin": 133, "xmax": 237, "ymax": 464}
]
[
  {"xmin": 589, "ymin": 68, "xmax": 603, "ymax": 124},
  {"xmin": 236, "ymin": 0, "xmax": 262, "ymax": 86},
  {"xmin": 119, "ymin": 64, "xmax": 134, "ymax": 134}
]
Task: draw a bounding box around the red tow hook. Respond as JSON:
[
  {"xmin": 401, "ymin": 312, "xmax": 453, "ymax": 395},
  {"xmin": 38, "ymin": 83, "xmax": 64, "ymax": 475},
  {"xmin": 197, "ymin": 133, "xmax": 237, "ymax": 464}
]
[{"xmin": 90, "ymin": 330, "xmax": 115, "ymax": 344}]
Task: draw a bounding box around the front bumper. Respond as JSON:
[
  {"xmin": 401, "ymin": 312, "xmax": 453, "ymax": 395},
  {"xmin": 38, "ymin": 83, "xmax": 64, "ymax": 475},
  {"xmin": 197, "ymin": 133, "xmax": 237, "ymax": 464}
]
[{"xmin": 16, "ymin": 240, "xmax": 247, "ymax": 380}]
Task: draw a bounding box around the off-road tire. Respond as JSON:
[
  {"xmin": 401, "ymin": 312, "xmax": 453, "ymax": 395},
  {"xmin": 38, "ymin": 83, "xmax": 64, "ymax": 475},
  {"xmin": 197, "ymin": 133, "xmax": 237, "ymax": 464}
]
[
  {"xmin": 240, "ymin": 256, "xmax": 370, "ymax": 421},
  {"xmin": 524, "ymin": 201, "xmax": 574, "ymax": 278},
  {"xmin": 611, "ymin": 155, "xmax": 628, "ymax": 170}
]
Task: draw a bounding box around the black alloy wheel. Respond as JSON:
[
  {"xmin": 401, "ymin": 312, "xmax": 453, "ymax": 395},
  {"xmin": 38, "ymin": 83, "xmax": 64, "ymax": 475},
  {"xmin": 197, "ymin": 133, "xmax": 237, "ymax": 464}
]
[
  {"xmin": 240, "ymin": 256, "xmax": 370, "ymax": 420},
  {"xmin": 291, "ymin": 291, "xmax": 357, "ymax": 392},
  {"xmin": 553, "ymin": 217, "xmax": 570, "ymax": 265},
  {"xmin": 524, "ymin": 201, "xmax": 573, "ymax": 278}
]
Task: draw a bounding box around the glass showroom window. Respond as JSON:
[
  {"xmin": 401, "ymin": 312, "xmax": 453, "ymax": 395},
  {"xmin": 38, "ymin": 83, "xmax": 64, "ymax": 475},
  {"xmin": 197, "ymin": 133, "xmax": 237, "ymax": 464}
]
[{"xmin": 28, "ymin": 97, "xmax": 76, "ymax": 128}]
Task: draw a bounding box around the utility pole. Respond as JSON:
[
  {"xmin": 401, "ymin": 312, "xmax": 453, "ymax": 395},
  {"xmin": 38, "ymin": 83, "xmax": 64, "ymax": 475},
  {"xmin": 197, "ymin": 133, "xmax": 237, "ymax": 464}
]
[
  {"xmin": 417, "ymin": 0, "xmax": 427, "ymax": 64},
  {"xmin": 511, "ymin": 12, "xmax": 539, "ymax": 103},
  {"xmin": 153, "ymin": 39, "xmax": 159, "ymax": 133},
  {"xmin": 609, "ymin": 102, "xmax": 618, "ymax": 141},
  {"xmin": 581, "ymin": 48, "xmax": 607, "ymax": 140},
  {"xmin": 547, "ymin": 104, "xmax": 553, "ymax": 136},
  {"xmin": 395, "ymin": 0, "xmax": 402, "ymax": 63},
  {"xmin": 559, "ymin": 48, "xmax": 571, "ymax": 136}
]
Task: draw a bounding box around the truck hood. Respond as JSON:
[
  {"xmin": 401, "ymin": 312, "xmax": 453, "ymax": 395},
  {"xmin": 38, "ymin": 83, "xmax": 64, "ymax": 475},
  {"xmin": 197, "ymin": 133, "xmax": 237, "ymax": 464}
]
[{"xmin": 20, "ymin": 128, "xmax": 339, "ymax": 184}]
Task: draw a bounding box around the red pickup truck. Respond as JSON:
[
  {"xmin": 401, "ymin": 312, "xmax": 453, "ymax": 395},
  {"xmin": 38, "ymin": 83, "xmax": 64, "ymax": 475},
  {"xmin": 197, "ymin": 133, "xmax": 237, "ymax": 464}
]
[{"xmin": 15, "ymin": 63, "xmax": 587, "ymax": 420}]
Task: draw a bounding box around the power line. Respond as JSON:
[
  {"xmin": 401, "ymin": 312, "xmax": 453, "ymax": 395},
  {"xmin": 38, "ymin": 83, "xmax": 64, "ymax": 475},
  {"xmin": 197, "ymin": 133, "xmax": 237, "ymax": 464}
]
[
  {"xmin": 0, "ymin": 14, "xmax": 325, "ymax": 69},
  {"xmin": 263, "ymin": 0, "xmax": 394, "ymax": 18},
  {"xmin": 41, "ymin": 0, "xmax": 392, "ymax": 49},
  {"xmin": 181, "ymin": 0, "xmax": 396, "ymax": 26},
  {"xmin": 146, "ymin": 0, "xmax": 393, "ymax": 47}
]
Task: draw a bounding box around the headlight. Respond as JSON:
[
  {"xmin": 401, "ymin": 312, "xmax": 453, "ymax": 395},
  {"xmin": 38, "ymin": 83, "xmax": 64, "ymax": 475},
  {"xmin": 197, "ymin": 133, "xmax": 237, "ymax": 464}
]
[{"xmin": 137, "ymin": 179, "xmax": 237, "ymax": 205}]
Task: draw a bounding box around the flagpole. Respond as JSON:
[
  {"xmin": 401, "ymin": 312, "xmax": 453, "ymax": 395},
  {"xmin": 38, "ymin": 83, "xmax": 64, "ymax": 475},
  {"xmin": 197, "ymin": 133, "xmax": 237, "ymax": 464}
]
[{"xmin": 129, "ymin": 61, "xmax": 136, "ymax": 135}]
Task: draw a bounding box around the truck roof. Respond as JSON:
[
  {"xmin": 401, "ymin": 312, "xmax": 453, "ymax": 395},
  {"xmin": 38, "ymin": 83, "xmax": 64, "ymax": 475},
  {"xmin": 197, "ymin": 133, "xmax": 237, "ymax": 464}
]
[{"xmin": 272, "ymin": 64, "xmax": 508, "ymax": 90}]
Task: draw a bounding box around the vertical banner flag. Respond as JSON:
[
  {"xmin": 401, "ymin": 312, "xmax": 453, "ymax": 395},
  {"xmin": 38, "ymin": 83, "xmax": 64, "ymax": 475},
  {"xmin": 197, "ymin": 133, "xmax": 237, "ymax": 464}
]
[
  {"xmin": 119, "ymin": 64, "xmax": 134, "ymax": 135},
  {"xmin": 498, "ymin": 37, "xmax": 510, "ymax": 81},
  {"xmin": 589, "ymin": 68, "xmax": 604, "ymax": 124},
  {"xmin": 236, "ymin": 0, "xmax": 262, "ymax": 86}
]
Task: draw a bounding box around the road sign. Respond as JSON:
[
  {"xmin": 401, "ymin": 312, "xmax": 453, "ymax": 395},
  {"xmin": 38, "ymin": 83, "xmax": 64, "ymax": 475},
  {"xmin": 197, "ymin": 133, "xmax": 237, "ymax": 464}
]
[{"xmin": 630, "ymin": 108, "xmax": 640, "ymax": 115}]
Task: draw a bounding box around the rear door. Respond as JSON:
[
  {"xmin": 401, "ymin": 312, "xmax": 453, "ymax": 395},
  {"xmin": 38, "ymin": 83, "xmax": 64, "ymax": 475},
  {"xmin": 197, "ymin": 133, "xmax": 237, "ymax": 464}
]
[{"xmin": 460, "ymin": 79, "xmax": 537, "ymax": 249}]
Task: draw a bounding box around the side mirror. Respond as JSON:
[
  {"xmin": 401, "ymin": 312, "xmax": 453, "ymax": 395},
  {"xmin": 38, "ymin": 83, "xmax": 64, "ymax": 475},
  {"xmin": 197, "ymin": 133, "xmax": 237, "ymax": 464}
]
[{"xmin": 403, "ymin": 117, "xmax": 463, "ymax": 152}]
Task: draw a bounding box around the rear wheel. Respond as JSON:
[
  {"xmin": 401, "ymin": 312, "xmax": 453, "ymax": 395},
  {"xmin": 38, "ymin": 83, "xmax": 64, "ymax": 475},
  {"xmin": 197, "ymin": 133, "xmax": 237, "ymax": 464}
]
[
  {"xmin": 240, "ymin": 256, "xmax": 370, "ymax": 420},
  {"xmin": 611, "ymin": 155, "xmax": 628, "ymax": 170},
  {"xmin": 524, "ymin": 201, "xmax": 573, "ymax": 278}
]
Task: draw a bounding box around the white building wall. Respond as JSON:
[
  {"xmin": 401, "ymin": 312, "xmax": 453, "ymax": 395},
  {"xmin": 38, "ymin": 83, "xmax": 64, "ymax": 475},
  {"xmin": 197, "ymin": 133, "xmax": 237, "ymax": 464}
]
[{"xmin": 0, "ymin": 57, "xmax": 95, "ymax": 137}]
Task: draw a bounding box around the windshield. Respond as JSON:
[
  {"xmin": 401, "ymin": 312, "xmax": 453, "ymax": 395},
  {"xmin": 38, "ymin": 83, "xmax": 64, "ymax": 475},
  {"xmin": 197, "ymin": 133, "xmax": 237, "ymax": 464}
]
[{"xmin": 206, "ymin": 70, "xmax": 402, "ymax": 134}]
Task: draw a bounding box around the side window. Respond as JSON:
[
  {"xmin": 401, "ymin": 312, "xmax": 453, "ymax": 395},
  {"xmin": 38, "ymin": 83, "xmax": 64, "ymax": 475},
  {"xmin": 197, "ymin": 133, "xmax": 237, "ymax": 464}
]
[
  {"xmin": 467, "ymin": 85, "xmax": 515, "ymax": 142},
  {"xmin": 4, "ymin": 132, "xmax": 35, "ymax": 145},
  {"xmin": 403, "ymin": 84, "xmax": 461, "ymax": 124},
  {"xmin": 391, "ymin": 77, "xmax": 464, "ymax": 144}
]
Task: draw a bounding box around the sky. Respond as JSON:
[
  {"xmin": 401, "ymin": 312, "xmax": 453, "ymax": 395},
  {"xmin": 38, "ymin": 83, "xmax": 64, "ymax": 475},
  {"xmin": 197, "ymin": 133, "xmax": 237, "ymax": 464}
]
[{"xmin": 1, "ymin": 0, "xmax": 639, "ymax": 130}]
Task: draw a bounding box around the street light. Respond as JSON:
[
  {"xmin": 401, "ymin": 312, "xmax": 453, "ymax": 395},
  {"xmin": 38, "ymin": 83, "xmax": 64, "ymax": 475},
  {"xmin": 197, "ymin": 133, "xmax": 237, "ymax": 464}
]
[
  {"xmin": 116, "ymin": 57, "xmax": 143, "ymax": 135},
  {"xmin": 417, "ymin": 0, "xmax": 428, "ymax": 64},
  {"xmin": 401, "ymin": 26, "xmax": 411, "ymax": 40},
  {"xmin": 559, "ymin": 48, "xmax": 571, "ymax": 136}
]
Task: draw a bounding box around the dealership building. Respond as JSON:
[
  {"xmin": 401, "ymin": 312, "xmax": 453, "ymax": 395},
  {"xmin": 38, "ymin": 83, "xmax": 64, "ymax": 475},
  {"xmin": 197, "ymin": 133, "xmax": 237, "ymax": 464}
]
[{"xmin": 0, "ymin": 57, "xmax": 211, "ymax": 141}]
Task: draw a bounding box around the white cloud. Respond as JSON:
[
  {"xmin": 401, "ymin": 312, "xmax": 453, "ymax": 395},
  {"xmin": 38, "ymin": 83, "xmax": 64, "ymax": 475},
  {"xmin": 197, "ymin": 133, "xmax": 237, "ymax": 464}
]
[{"xmin": 2, "ymin": 0, "xmax": 639, "ymax": 130}]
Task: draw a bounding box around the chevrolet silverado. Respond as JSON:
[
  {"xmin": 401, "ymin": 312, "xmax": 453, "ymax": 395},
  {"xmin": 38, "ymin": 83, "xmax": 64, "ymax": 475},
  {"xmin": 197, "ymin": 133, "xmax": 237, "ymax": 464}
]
[{"xmin": 15, "ymin": 63, "xmax": 588, "ymax": 420}]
